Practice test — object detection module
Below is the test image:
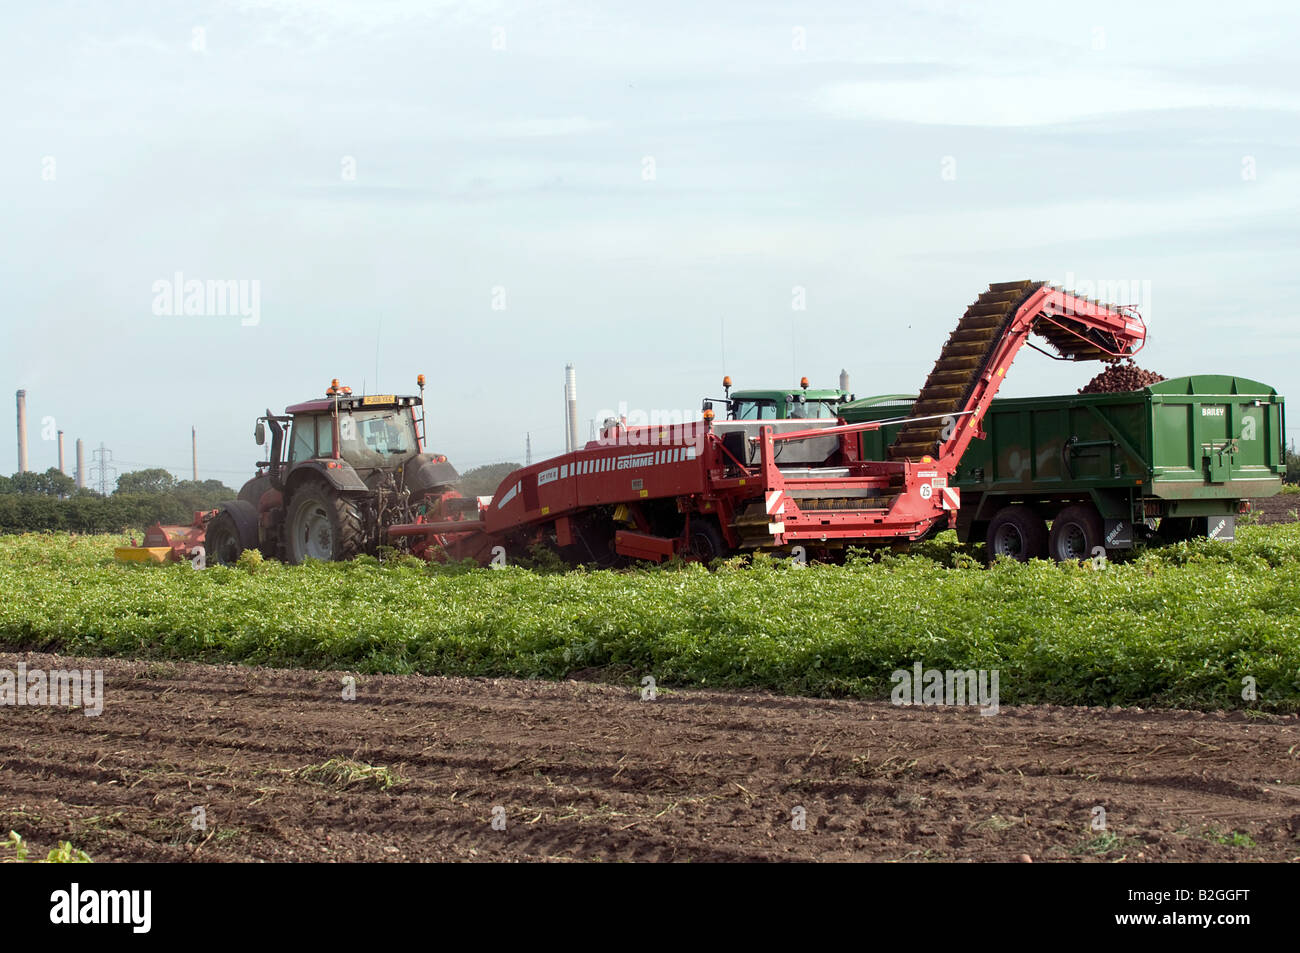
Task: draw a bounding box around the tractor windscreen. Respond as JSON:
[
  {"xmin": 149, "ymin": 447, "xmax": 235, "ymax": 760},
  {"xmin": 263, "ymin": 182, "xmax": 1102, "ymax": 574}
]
[
  {"xmin": 339, "ymin": 410, "xmax": 418, "ymax": 467},
  {"xmin": 788, "ymin": 399, "xmax": 839, "ymax": 419}
]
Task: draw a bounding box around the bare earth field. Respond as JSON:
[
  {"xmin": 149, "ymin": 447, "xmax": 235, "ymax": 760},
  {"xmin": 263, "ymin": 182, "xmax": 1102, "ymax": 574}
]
[
  {"xmin": 2, "ymin": 652, "xmax": 1297, "ymax": 862},
  {"xmin": 1251, "ymin": 494, "xmax": 1300, "ymax": 525}
]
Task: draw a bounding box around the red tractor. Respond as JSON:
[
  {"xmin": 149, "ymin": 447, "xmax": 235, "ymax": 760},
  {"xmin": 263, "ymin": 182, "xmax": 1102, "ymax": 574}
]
[{"xmin": 205, "ymin": 377, "xmax": 462, "ymax": 565}]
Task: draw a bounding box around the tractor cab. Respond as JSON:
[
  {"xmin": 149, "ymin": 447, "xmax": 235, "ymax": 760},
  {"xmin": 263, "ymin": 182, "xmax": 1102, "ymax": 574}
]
[
  {"xmin": 281, "ymin": 398, "xmax": 421, "ymax": 470},
  {"xmin": 700, "ymin": 376, "xmax": 856, "ymax": 469},
  {"xmin": 253, "ymin": 379, "xmax": 454, "ymax": 491},
  {"xmin": 713, "ymin": 376, "xmax": 852, "ymax": 421}
]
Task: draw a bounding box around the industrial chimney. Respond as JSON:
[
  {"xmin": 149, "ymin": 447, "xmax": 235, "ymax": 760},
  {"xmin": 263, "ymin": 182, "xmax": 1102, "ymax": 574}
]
[
  {"xmin": 839, "ymin": 369, "xmax": 850, "ymax": 393},
  {"xmin": 192, "ymin": 426, "xmax": 198, "ymax": 482},
  {"xmin": 564, "ymin": 363, "xmax": 579, "ymax": 453},
  {"xmin": 15, "ymin": 390, "xmax": 28, "ymax": 473},
  {"xmin": 58, "ymin": 430, "xmax": 65, "ymax": 474},
  {"xmin": 76, "ymin": 439, "xmax": 85, "ymax": 490}
]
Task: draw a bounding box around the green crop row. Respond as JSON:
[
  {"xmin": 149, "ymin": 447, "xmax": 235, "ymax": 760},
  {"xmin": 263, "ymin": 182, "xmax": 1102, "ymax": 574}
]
[{"xmin": 1, "ymin": 526, "xmax": 1298, "ymax": 710}]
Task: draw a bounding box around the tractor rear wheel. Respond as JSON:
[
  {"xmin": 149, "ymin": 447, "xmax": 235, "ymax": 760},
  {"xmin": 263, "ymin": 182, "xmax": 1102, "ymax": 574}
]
[
  {"xmin": 205, "ymin": 511, "xmax": 245, "ymax": 566},
  {"xmin": 1048, "ymin": 504, "xmax": 1104, "ymax": 563},
  {"xmin": 285, "ymin": 481, "xmax": 364, "ymax": 564},
  {"xmin": 985, "ymin": 505, "xmax": 1047, "ymax": 563}
]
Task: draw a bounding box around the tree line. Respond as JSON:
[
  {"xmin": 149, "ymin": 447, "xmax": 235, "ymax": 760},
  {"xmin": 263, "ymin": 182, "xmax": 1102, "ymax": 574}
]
[{"xmin": 0, "ymin": 468, "xmax": 237, "ymax": 534}]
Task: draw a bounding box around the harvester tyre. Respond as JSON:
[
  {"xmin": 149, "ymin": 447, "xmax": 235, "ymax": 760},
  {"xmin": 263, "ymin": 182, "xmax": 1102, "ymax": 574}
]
[
  {"xmin": 686, "ymin": 519, "xmax": 730, "ymax": 563},
  {"xmin": 986, "ymin": 505, "xmax": 1047, "ymax": 563},
  {"xmin": 205, "ymin": 511, "xmax": 246, "ymax": 566},
  {"xmin": 285, "ymin": 480, "xmax": 364, "ymax": 565},
  {"xmin": 1048, "ymin": 504, "xmax": 1104, "ymax": 563}
]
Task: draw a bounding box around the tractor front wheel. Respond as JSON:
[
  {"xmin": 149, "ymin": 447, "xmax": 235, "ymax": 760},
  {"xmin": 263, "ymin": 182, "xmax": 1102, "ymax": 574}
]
[
  {"xmin": 285, "ymin": 481, "xmax": 365, "ymax": 564},
  {"xmin": 205, "ymin": 511, "xmax": 245, "ymax": 566}
]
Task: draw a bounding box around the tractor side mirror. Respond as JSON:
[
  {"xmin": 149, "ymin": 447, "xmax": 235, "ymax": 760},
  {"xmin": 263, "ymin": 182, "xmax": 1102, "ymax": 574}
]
[{"xmin": 254, "ymin": 421, "xmax": 266, "ymax": 446}]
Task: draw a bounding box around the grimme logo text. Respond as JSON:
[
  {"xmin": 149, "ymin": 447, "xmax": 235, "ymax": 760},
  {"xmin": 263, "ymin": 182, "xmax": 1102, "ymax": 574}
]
[
  {"xmin": 0, "ymin": 664, "xmax": 103, "ymax": 717},
  {"xmin": 50, "ymin": 884, "xmax": 151, "ymax": 933},
  {"xmin": 891, "ymin": 662, "xmax": 999, "ymax": 716}
]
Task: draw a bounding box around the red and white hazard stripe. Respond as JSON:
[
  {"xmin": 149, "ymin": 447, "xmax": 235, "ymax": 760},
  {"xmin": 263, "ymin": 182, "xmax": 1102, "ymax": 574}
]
[
  {"xmin": 765, "ymin": 490, "xmax": 785, "ymax": 516},
  {"xmin": 940, "ymin": 487, "xmax": 960, "ymax": 510}
]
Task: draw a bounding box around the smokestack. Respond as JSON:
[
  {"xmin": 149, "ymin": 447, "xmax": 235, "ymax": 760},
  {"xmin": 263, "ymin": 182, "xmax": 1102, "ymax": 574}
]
[
  {"xmin": 58, "ymin": 431, "xmax": 65, "ymax": 474},
  {"xmin": 564, "ymin": 363, "xmax": 579, "ymax": 453},
  {"xmin": 16, "ymin": 390, "xmax": 28, "ymax": 473},
  {"xmin": 76, "ymin": 439, "xmax": 85, "ymax": 489},
  {"xmin": 192, "ymin": 426, "xmax": 198, "ymax": 482},
  {"xmin": 839, "ymin": 368, "xmax": 850, "ymax": 393}
]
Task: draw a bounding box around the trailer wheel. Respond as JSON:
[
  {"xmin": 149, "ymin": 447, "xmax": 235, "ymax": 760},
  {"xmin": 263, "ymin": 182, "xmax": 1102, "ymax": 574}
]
[
  {"xmin": 986, "ymin": 506, "xmax": 1047, "ymax": 562},
  {"xmin": 1048, "ymin": 504, "xmax": 1104, "ymax": 563},
  {"xmin": 205, "ymin": 511, "xmax": 245, "ymax": 566},
  {"xmin": 285, "ymin": 481, "xmax": 364, "ymax": 564},
  {"xmin": 686, "ymin": 519, "xmax": 730, "ymax": 562}
]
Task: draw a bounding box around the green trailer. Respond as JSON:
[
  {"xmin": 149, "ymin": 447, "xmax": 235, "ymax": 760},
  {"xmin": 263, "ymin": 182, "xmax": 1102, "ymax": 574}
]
[{"xmin": 840, "ymin": 375, "xmax": 1286, "ymax": 561}]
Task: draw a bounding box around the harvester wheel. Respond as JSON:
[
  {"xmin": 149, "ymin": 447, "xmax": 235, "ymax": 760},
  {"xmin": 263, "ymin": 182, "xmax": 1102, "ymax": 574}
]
[
  {"xmin": 686, "ymin": 519, "xmax": 730, "ymax": 562},
  {"xmin": 1048, "ymin": 504, "xmax": 1104, "ymax": 563},
  {"xmin": 205, "ymin": 511, "xmax": 245, "ymax": 566},
  {"xmin": 986, "ymin": 505, "xmax": 1046, "ymax": 563},
  {"xmin": 285, "ymin": 481, "xmax": 364, "ymax": 564}
]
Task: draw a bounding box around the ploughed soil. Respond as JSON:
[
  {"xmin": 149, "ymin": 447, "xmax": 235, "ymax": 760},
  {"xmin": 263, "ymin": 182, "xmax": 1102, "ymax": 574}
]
[
  {"xmin": 2, "ymin": 653, "xmax": 1297, "ymax": 862},
  {"xmin": 1250, "ymin": 494, "xmax": 1300, "ymax": 525}
]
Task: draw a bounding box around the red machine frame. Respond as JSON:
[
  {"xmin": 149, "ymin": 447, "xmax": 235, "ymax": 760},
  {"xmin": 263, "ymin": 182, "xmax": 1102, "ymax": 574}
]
[{"xmin": 389, "ymin": 282, "xmax": 1147, "ymax": 563}]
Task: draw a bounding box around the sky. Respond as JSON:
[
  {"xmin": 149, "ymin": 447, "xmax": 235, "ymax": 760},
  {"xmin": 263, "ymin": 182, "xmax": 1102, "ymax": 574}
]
[{"xmin": 2, "ymin": 0, "xmax": 1298, "ymax": 486}]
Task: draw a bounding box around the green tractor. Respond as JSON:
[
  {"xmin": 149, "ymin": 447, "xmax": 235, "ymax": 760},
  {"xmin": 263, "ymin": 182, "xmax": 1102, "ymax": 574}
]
[{"xmin": 205, "ymin": 377, "xmax": 461, "ymax": 565}]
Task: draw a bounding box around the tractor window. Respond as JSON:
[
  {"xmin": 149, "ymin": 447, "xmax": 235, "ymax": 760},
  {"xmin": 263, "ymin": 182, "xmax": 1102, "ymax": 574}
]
[
  {"xmin": 733, "ymin": 399, "xmax": 777, "ymax": 420},
  {"xmin": 289, "ymin": 415, "xmax": 329, "ymax": 461},
  {"xmin": 790, "ymin": 399, "xmax": 839, "ymax": 419}
]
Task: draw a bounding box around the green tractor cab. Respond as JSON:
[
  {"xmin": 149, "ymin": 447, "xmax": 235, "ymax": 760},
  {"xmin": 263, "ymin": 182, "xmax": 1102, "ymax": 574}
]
[{"xmin": 709, "ymin": 376, "xmax": 853, "ymax": 421}]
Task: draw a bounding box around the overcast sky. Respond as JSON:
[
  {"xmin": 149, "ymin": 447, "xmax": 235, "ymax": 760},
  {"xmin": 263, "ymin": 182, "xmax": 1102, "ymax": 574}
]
[{"xmin": 3, "ymin": 0, "xmax": 1298, "ymax": 484}]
